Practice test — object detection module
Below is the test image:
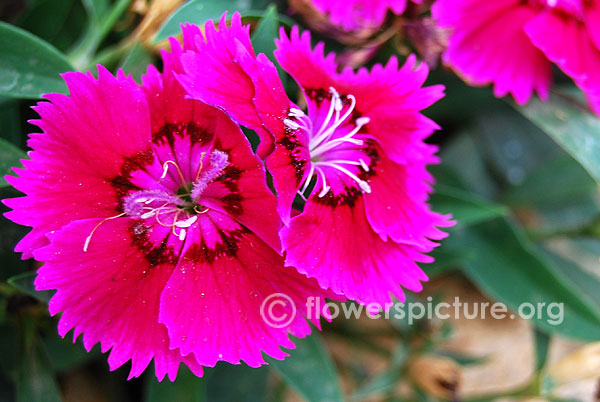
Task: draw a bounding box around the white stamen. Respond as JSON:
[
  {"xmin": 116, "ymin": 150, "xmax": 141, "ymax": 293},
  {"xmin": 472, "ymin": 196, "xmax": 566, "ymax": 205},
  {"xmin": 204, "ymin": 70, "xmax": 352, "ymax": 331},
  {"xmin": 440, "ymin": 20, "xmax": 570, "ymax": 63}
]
[
  {"xmin": 83, "ymin": 237, "xmax": 92, "ymax": 253},
  {"xmin": 309, "ymin": 94, "xmax": 357, "ymax": 150},
  {"xmin": 284, "ymin": 119, "xmax": 300, "ymax": 130},
  {"xmin": 174, "ymin": 215, "xmax": 198, "ymax": 228},
  {"xmin": 356, "ymin": 117, "xmax": 370, "ymax": 126},
  {"xmin": 317, "ymin": 161, "xmax": 372, "ymax": 194},
  {"xmin": 83, "ymin": 212, "xmax": 126, "ymax": 252},
  {"xmin": 289, "ymin": 108, "xmax": 305, "ymax": 117},
  {"xmin": 288, "ymin": 87, "xmax": 373, "ymax": 199},
  {"xmin": 160, "ymin": 163, "xmax": 170, "ymax": 179},
  {"xmin": 299, "ymin": 163, "xmax": 316, "ymax": 195},
  {"xmin": 141, "ymin": 210, "xmax": 157, "ymax": 219},
  {"xmin": 316, "ymin": 167, "xmax": 330, "ymax": 198},
  {"xmin": 178, "ymin": 228, "xmax": 187, "ymax": 241}
]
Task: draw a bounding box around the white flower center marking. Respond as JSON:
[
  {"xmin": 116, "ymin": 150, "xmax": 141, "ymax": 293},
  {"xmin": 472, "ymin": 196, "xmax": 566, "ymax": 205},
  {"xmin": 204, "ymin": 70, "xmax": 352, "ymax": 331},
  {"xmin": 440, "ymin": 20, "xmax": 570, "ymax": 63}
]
[{"xmin": 284, "ymin": 87, "xmax": 372, "ymax": 198}]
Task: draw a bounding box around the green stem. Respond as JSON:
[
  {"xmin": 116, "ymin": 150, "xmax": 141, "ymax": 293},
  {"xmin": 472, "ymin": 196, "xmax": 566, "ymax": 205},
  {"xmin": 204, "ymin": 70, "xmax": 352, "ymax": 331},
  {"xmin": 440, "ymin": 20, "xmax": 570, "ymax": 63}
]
[
  {"xmin": 69, "ymin": 0, "xmax": 132, "ymax": 70},
  {"xmin": 97, "ymin": 0, "xmax": 131, "ymax": 44}
]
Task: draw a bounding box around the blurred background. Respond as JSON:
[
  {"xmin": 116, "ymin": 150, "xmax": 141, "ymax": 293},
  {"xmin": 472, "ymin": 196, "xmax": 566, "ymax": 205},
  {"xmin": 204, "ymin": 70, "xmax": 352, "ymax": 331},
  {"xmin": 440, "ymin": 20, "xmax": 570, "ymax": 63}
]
[{"xmin": 0, "ymin": 0, "xmax": 599, "ymax": 401}]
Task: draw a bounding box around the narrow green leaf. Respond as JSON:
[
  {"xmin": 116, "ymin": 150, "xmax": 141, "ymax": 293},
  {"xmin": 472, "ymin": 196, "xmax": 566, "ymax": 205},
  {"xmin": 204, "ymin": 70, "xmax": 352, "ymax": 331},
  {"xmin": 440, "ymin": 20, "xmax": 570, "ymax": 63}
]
[
  {"xmin": 537, "ymin": 243, "xmax": 600, "ymax": 314},
  {"xmin": 0, "ymin": 137, "xmax": 26, "ymax": 188},
  {"xmin": 0, "ymin": 22, "xmax": 73, "ymax": 98},
  {"xmin": 155, "ymin": 0, "xmax": 254, "ymax": 42},
  {"xmin": 7, "ymin": 272, "xmax": 53, "ymax": 303},
  {"xmin": 206, "ymin": 363, "xmax": 268, "ymax": 402},
  {"xmin": 350, "ymin": 369, "xmax": 400, "ymax": 401},
  {"xmin": 450, "ymin": 218, "xmax": 600, "ymax": 340},
  {"xmin": 251, "ymin": 5, "xmax": 278, "ymax": 58},
  {"xmin": 514, "ymin": 89, "xmax": 600, "ymax": 183},
  {"xmin": 17, "ymin": 330, "xmax": 62, "ymax": 402},
  {"xmin": 534, "ymin": 328, "xmax": 550, "ymax": 372},
  {"xmin": 120, "ymin": 43, "xmax": 154, "ymax": 81},
  {"xmin": 266, "ymin": 333, "xmax": 343, "ymax": 402},
  {"xmin": 43, "ymin": 332, "xmax": 100, "ymax": 373},
  {"xmin": 155, "ymin": 0, "xmax": 295, "ymax": 43},
  {"xmin": 431, "ymin": 185, "xmax": 507, "ymax": 227},
  {"xmin": 145, "ymin": 366, "xmax": 205, "ymax": 402}
]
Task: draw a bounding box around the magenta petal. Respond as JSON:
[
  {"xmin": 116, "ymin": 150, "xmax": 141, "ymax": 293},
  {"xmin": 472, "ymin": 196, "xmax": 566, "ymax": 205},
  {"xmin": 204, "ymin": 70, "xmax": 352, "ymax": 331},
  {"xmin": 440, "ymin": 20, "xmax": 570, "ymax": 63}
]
[
  {"xmin": 364, "ymin": 148, "xmax": 452, "ymax": 247},
  {"xmin": 282, "ymin": 196, "xmax": 431, "ymax": 307},
  {"xmin": 2, "ymin": 67, "xmax": 151, "ymax": 258},
  {"xmin": 33, "ymin": 218, "xmax": 202, "ymax": 381},
  {"xmin": 526, "ymin": 11, "xmax": 600, "ymax": 114},
  {"xmin": 275, "ymin": 26, "xmax": 338, "ymax": 95},
  {"xmin": 159, "ymin": 218, "xmax": 334, "ymax": 367},
  {"xmin": 587, "ymin": 3, "xmax": 600, "ymax": 52},
  {"xmin": 275, "ymin": 27, "xmax": 444, "ymax": 165},
  {"xmin": 337, "ymin": 55, "xmax": 445, "ymax": 164},
  {"xmin": 232, "ymin": 45, "xmax": 310, "ymax": 226},
  {"xmin": 178, "ymin": 13, "xmax": 276, "ymax": 158},
  {"xmin": 201, "ymin": 110, "xmax": 283, "ymax": 252},
  {"xmin": 432, "ymin": 0, "xmax": 552, "ymax": 104},
  {"xmin": 311, "ymin": 0, "xmax": 409, "ymax": 31}
]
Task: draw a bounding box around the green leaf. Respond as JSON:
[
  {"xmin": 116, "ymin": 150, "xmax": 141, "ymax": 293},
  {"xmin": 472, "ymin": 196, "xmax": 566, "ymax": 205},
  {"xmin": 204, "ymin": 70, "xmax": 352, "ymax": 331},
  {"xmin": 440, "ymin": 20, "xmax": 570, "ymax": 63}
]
[
  {"xmin": 43, "ymin": 332, "xmax": 100, "ymax": 373},
  {"xmin": 514, "ymin": 89, "xmax": 600, "ymax": 183},
  {"xmin": 156, "ymin": 0, "xmax": 254, "ymax": 42},
  {"xmin": 251, "ymin": 5, "xmax": 278, "ymax": 58},
  {"xmin": 266, "ymin": 334, "xmax": 343, "ymax": 402},
  {"xmin": 537, "ymin": 242, "xmax": 600, "ymax": 313},
  {"xmin": 17, "ymin": 328, "xmax": 62, "ymax": 402},
  {"xmin": 120, "ymin": 43, "xmax": 154, "ymax": 82},
  {"xmin": 206, "ymin": 363, "xmax": 268, "ymax": 402},
  {"xmin": 0, "ymin": 137, "xmax": 26, "ymax": 188},
  {"xmin": 448, "ymin": 218, "xmax": 600, "ymax": 340},
  {"xmin": 350, "ymin": 368, "xmax": 400, "ymax": 401},
  {"xmin": 7, "ymin": 272, "xmax": 53, "ymax": 303},
  {"xmin": 431, "ymin": 185, "xmax": 506, "ymax": 227},
  {"xmin": 534, "ymin": 328, "xmax": 550, "ymax": 372},
  {"xmin": 0, "ymin": 22, "xmax": 73, "ymax": 98},
  {"xmin": 155, "ymin": 0, "xmax": 295, "ymax": 43},
  {"xmin": 145, "ymin": 366, "xmax": 205, "ymax": 402},
  {"xmin": 436, "ymin": 132, "xmax": 498, "ymax": 199}
]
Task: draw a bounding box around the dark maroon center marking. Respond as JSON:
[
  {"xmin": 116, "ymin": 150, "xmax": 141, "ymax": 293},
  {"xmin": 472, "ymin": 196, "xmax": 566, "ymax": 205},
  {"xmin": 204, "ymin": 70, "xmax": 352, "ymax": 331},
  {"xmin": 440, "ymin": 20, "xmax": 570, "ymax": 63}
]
[
  {"xmin": 108, "ymin": 123, "xmax": 248, "ymax": 271},
  {"xmin": 183, "ymin": 227, "xmax": 251, "ymax": 264}
]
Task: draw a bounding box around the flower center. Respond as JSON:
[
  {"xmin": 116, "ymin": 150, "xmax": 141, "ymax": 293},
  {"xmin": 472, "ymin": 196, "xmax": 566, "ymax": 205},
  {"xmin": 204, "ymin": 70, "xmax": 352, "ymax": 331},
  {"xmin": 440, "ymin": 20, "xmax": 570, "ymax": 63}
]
[
  {"xmin": 83, "ymin": 150, "xmax": 229, "ymax": 251},
  {"xmin": 284, "ymin": 87, "xmax": 372, "ymax": 199}
]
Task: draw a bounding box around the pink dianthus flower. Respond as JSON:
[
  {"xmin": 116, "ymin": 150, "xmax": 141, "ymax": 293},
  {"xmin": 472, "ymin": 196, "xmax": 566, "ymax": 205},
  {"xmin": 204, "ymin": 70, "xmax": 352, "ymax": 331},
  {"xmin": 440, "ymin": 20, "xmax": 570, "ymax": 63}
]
[
  {"xmin": 309, "ymin": 0, "xmax": 420, "ymax": 31},
  {"xmin": 3, "ymin": 30, "xmax": 333, "ymax": 380},
  {"xmin": 178, "ymin": 13, "xmax": 452, "ymax": 308},
  {"xmin": 432, "ymin": 0, "xmax": 600, "ymax": 113}
]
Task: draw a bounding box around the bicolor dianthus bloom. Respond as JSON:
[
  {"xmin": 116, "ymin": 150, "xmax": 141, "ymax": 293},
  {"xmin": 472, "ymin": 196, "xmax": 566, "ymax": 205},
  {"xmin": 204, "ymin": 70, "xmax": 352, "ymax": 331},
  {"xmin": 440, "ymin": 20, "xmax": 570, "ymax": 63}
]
[
  {"xmin": 178, "ymin": 13, "xmax": 452, "ymax": 308},
  {"xmin": 3, "ymin": 31, "xmax": 333, "ymax": 380},
  {"xmin": 432, "ymin": 0, "xmax": 600, "ymax": 114},
  {"xmin": 308, "ymin": 0, "xmax": 421, "ymax": 31}
]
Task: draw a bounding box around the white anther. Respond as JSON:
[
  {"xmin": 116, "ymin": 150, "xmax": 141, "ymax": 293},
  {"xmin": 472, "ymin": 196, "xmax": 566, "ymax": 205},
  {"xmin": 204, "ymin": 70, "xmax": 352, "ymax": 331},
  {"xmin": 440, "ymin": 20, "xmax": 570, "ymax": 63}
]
[
  {"xmin": 284, "ymin": 119, "xmax": 300, "ymax": 130},
  {"xmin": 359, "ymin": 159, "xmax": 370, "ymax": 172},
  {"xmin": 359, "ymin": 181, "xmax": 372, "ymax": 193},
  {"xmin": 318, "ymin": 185, "xmax": 330, "ymax": 198},
  {"xmin": 141, "ymin": 210, "xmax": 157, "ymax": 219},
  {"xmin": 356, "ymin": 117, "xmax": 371, "ymax": 126},
  {"xmin": 174, "ymin": 215, "xmax": 198, "ymax": 228},
  {"xmin": 289, "ymin": 108, "xmax": 305, "ymax": 117}
]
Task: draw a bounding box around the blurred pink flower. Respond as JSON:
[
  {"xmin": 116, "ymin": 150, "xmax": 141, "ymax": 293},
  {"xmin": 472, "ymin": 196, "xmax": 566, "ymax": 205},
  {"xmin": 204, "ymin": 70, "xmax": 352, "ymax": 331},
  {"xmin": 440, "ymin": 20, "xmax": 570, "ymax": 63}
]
[
  {"xmin": 432, "ymin": 0, "xmax": 600, "ymax": 114},
  {"xmin": 3, "ymin": 31, "xmax": 333, "ymax": 380},
  {"xmin": 178, "ymin": 13, "xmax": 452, "ymax": 308},
  {"xmin": 309, "ymin": 0, "xmax": 420, "ymax": 30}
]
